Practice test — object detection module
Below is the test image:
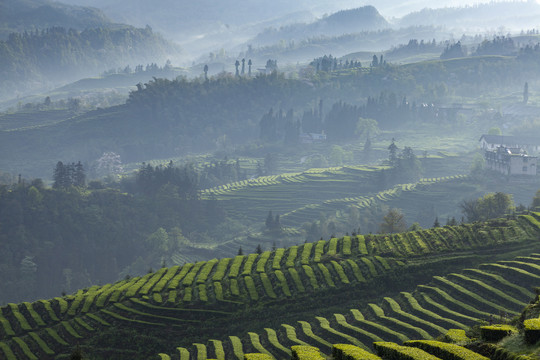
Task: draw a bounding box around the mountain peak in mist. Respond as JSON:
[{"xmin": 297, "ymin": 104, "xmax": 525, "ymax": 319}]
[
  {"xmin": 322, "ymin": 5, "xmax": 389, "ymax": 31},
  {"xmin": 0, "ymin": 0, "xmax": 111, "ymax": 39}
]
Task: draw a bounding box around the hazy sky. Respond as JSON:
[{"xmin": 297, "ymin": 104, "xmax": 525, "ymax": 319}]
[{"xmin": 59, "ymin": 0, "xmax": 534, "ymax": 18}]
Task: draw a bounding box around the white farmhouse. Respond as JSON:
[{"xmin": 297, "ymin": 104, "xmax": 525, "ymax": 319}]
[{"xmin": 484, "ymin": 146, "xmax": 537, "ymax": 176}]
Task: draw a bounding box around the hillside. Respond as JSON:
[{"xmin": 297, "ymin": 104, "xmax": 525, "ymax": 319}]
[
  {"xmin": 250, "ymin": 6, "xmax": 390, "ymax": 47},
  {"xmin": 3, "ymin": 51, "xmax": 540, "ymax": 179},
  {"xmin": 1, "ymin": 214, "xmax": 540, "ymax": 359},
  {"xmin": 0, "ymin": 25, "xmax": 180, "ymax": 101},
  {"xmin": 0, "ymin": 0, "xmax": 111, "ymax": 40},
  {"xmin": 398, "ymin": 1, "xmax": 540, "ymax": 31}
]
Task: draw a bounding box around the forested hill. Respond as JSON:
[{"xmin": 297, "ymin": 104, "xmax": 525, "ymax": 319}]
[
  {"xmin": 0, "ymin": 25, "xmax": 180, "ymax": 100},
  {"xmin": 0, "ymin": 0, "xmax": 112, "ymax": 39},
  {"xmin": 3, "ymin": 48, "xmax": 540, "ymax": 178},
  {"xmin": 251, "ymin": 6, "xmax": 390, "ymax": 46}
]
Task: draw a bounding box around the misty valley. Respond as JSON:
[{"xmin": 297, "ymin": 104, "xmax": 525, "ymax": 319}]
[{"xmin": 3, "ymin": 0, "xmax": 540, "ymax": 359}]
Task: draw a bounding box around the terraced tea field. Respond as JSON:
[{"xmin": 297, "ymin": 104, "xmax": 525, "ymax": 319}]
[
  {"xmin": 2, "ymin": 214, "xmax": 540, "ymax": 359},
  {"xmin": 200, "ymin": 165, "xmax": 385, "ymax": 222},
  {"xmin": 151, "ymin": 249, "xmax": 540, "ymax": 359}
]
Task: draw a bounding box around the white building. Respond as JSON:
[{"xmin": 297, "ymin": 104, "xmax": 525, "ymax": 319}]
[
  {"xmin": 484, "ymin": 146, "xmax": 537, "ymax": 176},
  {"xmin": 479, "ymin": 134, "xmax": 540, "ymax": 153}
]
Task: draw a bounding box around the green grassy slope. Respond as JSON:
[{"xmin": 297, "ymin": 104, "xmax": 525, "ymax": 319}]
[{"xmin": 1, "ymin": 214, "xmax": 540, "ymax": 359}]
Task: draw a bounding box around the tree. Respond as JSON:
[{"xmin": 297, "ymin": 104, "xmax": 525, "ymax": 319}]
[
  {"xmin": 248, "ymin": 59, "xmax": 252, "ymax": 76},
  {"xmin": 53, "ymin": 161, "xmax": 67, "ymax": 189},
  {"xmin": 460, "ymin": 192, "xmax": 513, "ymax": 222},
  {"xmin": 488, "ymin": 127, "xmax": 502, "ymax": 135},
  {"xmin": 238, "ymin": 247, "xmax": 244, "ymax": 255},
  {"xmin": 265, "ymin": 211, "xmax": 274, "ymax": 230},
  {"xmin": 203, "ymin": 64, "xmax": 208, "ymax": 81},
  {"xmin": 396, "ymin": 146, "xmax": 422, "ymax": 182},
  {"xmin": 408, "ymin": 222, "xmax": 422, "ymax": 231},
  {"xmin": 524, "ymin": 82, "xmax": 529, "ymax": 104},
  {"xmin": 256, "ymin": 244, "xmax": 263, "ymax": 254},
  {"xmin": 371, "ymin": 54, "xmax": 379, "ymax": 67},
  {"xmin": 441, "ymin": 41, "xmax": 466, "ymax": 59},
  {"xmin": 433, "ymin": 217, "xmax": 440, "ymax": 227},
  {"xmin": 379, "ymin": 208, "xmax": 407, "ymax": 234},
  {"xmin": 241, "ymin": 58, "xmax": 245, "ymax": 75},
  {"xmin": 235, "ymin": 60, "xmax": 240, "ymax": 77},
  {"xmin": 74, "ymin": 161, "xmax": 86, "ymax": 187},
  {"xmin": 388, "ymin": 139, "xmax": 398, "ymax": 166}
]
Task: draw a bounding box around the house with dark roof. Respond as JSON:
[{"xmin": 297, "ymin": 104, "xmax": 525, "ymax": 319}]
[{"xmin": 479, "ymin": 134, "xmax": 540, "ymax": 153}]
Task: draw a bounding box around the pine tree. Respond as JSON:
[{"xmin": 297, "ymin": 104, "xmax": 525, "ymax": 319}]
[
  {"xmin": 74, "ymin": 161, "xmax": 86, "ymax": 187},
  {"xmin": 256, "ymin": 244, "xmax": 263, "ymax": 254},
  {"xmin": 53, "ymin": 161, "xmax": 67, "ymax": 189},
  {"xmin": 265, "ymin": 211, "xmax": 274, "ymax": 230},
  {"xmin": 433, "ymin": 217, "xmax": 440, "ymax": 227},
  {"xmin": 388, "ymin": 139, "xmax": 398, "ymax": 166}
]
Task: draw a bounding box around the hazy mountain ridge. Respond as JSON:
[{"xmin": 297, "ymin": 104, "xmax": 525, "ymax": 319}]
[
  {"xmin": 0, "ymin": 25, "xmax": 181, "ymax": 101},
  {"xmin": 0, "ymin": 0, "xmax": 112, "ymax": 40},
  {"xmin": 399, "ymin": 1, "xmax": 540, "ymax": 30},
  {"xmin": 251, "ymin": 6, "xmax": 390, "ymax": 47}
]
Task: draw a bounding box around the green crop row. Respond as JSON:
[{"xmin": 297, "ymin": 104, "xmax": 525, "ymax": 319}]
[
  {"xmin": 480, "ymin": 324, "xmax": 517, "ymax": 342},
  {"xmin": 265, "ymin": 327, "xmax": 291, "ymax": 356},
  {"xmin": 398, "ymin": 292, "xmax": 467, "ymax": 330},
  {"xmin": 21, "ymin": 303, "xmax": 45, "ymax": 327},
  {"xmin": 125, "ymin": 273, "xmax": 154, "ymax": 298},
  {"xmin": 153, "ymin": 266, "xmax": 180, "ymax": 293},
  {"xmin": 405, "ymin": 340, "xmax": 489, "ymax": 360},
  {"xmin": 374, "ymin": 341, "xmax": 438, "ymax": 360},
  {"xmin": 183, "ymin": 287, "xmax": 192, "ymax": 302},
  {"xmin": 272, "ymin": 249, "xmax": 285, "ymax": 270},
  {"xmin": 13, "ymin": 337, "xmax": 38, "ymax": 360},
  {"xmin": 274, "ymin": 270, "xmax": 292, "ymax": 297},
  {"xmin": 443, "ymin": 329, "xmax": 469, "ymax": 344},
  {"xmin": 61, "ymin": 321, "xmax": 82, "ymax": 339},
  {"xmin": 285, "ymin": 247, "xmax": 298, "ymax": 267},
  {"xmin": 8, "ymin": 303, "xmax": 32, "ymax": 331},
  {"xmin": 38, "ymin": 300, "xmax": 59, "ymax": 322},
  {"xmin": 0, "ymin": 311, "xmax": 15, "ymax": 336},
  {"xmin": 301, "ymin": 243, "xmax": 313, "ymax": 265},
  {"xmin": 45, "ymin": 327, "xmax": 68, "ymax": 345},
  {"xmin": 74, "ymin": 317, "xmax": 94, "ymax": 331},
  {"xmin": 212, "ymin": 258, "xmax": 231, "ymax": 281},
  {"xmin": 229, "ymin": 256, "xmax": 245, "ymax": 278},
  {"xmin": 317, "ymin": 263, "xmax": 335, "ymax": 287},
  {"xmin": 291, "ymin": 345, "xmax": 324, "ymax": 360},
  {"xmin": 168, "ymin": 263, "xmax": 194, "ymax": 290},
  {"xmin": 244, "ymin": 276, "xmax": 259, "ymax": 301},
  {"xmin": 96, "ymin": 279, "xmax": 130, "ymax": 306},
  {"xmin": 257, "ymin": 252, "xmax": 271, "ymax": 273},
  {"xmin": 81, "ymin": 284, "xmax": 111, "ymax": 312},
  {"xmin": 242, "ymin": 254, "xmax": 259, "ymax": 276},
  {"xmin": 313, "ymin": 240, "xmax": 325, "ymax": 263},
  {"xmin": 139, "ymin": 268, "xmax": 167, "ymax": 295},
  {"xmin": 302, "ymin": 265, "xmax": 319, "ymax": 290},
  {"xmin": 288, "ymin": 268, "xmax": 305, "ymax": 293},
  {"xmin": 316, "ymin": 317, "xmax": 365, "ymax": 349},
  {"xmin": 342, "ymin": 236, "xmax": 352, "ymax": 255},
  {"xmin": 0, "ymin": 341, "xmax": 16, "ymax": 360},
  {"xmin": 182, "ymin": 261, "xmax": 205, "ymax": 287},
  {"xmin": 333, "ymin": 343, "xmax": 381, "ymax": 360},
  {"xmin": 197, "ymin": 259, "xmax": 219, "ymax": 284}
]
